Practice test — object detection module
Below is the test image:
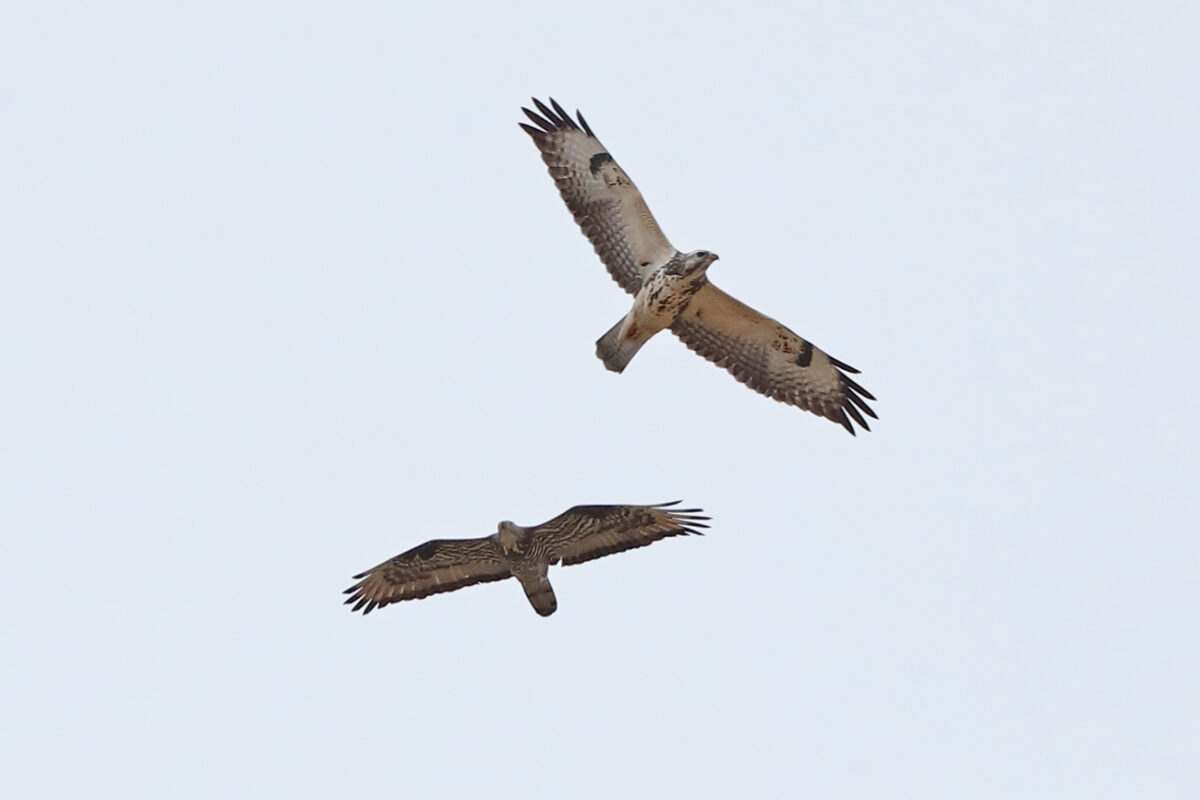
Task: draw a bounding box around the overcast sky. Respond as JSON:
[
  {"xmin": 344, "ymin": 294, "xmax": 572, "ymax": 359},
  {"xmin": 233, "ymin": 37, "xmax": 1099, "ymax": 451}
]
[{"xmin": 3, "ymin": 2, "xmax": 1197, "ymax": 797}]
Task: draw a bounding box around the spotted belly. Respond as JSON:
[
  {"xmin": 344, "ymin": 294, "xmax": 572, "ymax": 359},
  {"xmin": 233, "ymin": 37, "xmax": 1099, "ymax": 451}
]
[{"xmin": 634, "ymin": 272, "xmax": 707, "ymax": 329}]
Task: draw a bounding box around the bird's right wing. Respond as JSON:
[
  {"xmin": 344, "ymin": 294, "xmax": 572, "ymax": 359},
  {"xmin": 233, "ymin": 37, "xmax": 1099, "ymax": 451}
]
[
  {"xmin": 671, "ymin": 283, "xmax": 877, "ymax": 434},
  {"xmin": 520, "ymin": 98, "xmax": 676, "ymax": 295},
  {"xmin": 534, "ymin": 502, "xmax": 709, "ymax": 567},
  {"xmin": 344, "ymin": 537, "xmax": 510, "ymax": 614}
]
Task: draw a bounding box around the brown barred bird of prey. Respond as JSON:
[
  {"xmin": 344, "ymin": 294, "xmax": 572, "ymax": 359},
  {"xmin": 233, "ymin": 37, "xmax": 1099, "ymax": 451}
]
[
  {"xmin": 343, "ymin": 502, "xmax": 709, "ymax": 617},
  {"xmin": 520, "ymin": 98, "xmax": 877, "ymax": 435}
]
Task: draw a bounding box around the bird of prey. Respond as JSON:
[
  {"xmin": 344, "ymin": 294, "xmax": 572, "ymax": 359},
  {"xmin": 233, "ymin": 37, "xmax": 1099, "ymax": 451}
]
[
  {"xmin": 520, "ymin": 98, "xmax": 877, "ymax": 435},
  {"xmin": 344, "ymin": 502, "xmax": 709, "ymax": 617}
]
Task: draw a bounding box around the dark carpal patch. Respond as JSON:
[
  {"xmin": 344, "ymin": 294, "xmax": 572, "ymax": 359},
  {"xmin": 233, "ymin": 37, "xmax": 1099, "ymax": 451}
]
[
  {"xmin": 795, "ymin": 341, "xmax": 813, "ymax": 368},
  {"xmin": 589, "ymin": 152, "xmax": 615, "ymax": 173},
  {"xmin": 415, "ymin": 541, "xmax": 440, "ymax": 560}
]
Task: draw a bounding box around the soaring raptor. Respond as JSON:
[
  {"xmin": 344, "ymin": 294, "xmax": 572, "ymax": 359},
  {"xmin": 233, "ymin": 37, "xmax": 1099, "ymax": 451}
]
[
  {"xmin": 344, "ymin": 502, "xmax": 709, "ymax": 617},
  {"xmin": 520, "ymin": 98, "xmax": 877, "ymax": 435}
]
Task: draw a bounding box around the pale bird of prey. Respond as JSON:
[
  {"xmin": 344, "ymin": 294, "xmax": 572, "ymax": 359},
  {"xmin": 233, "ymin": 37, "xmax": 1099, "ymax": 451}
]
[
  {"xmin": 520, "ymin": 98, "xmax": 877, "ymax": 435},
  {"xmin": 344, "ymin": 502, "xmax": 709, "ymax": 617}
]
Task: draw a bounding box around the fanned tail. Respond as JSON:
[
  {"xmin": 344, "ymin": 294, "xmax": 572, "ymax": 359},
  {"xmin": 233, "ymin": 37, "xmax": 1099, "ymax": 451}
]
[
  {"xmin": 517, "ymin": 569, "xmax": 558, "ymax": 617},
  {"xmin": 596, "ymin": 316, "xmax": 652, "ymax": 373}
]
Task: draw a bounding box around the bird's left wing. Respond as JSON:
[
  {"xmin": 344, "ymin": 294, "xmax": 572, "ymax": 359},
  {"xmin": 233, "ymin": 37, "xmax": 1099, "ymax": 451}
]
[
  {"xmin": 344, "ymin": 537, "xmax": 510, "ymax": 614},
  {"xmin": 520, "ymin": 98, "xmax": 676, "ymax": 295},
  {"xmin": 671, "ymin": 283, "xmax": 877, "ymax": 435},
  {"xmin": 534, "ymin": 502, "xmax": 709, "ymax": 567}
]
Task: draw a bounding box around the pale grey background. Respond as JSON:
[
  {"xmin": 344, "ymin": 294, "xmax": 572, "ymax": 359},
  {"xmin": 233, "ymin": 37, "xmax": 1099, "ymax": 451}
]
[{"xmin": 2, "ymin": 1, "xmax": 1197, "ymax": 797}]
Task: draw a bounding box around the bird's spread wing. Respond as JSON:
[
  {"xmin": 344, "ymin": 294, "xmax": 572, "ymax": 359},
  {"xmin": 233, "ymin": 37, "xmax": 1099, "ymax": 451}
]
[
  {"xmin": 671, "ymin": 283, "xmax": 877, "ymax": 435},
  {"xmin": 520, "ymin": 98, "xmax": 675, "ymax": 295},
  {"xmin": 344, "ymin": 537, "xmax": 510, "ymax": 614},
  {"xmin": 533, "ymin": 501, "xmax": 709, "ymax": 567}
]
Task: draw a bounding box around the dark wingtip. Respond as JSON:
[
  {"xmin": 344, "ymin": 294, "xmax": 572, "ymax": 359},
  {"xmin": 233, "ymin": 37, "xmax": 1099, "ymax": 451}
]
[
  {"xmin": 830, "ymin": 362, "xmax": 877, "ymax": 433},
  {"xmin": 519, "ymin": 122, "xmax": 545, "ymax": 139},
  {"xmin": 549, "ymin": 98, "xmax": 578, "ymax": 130},
  {"xmin": 532, "ymin": 97, "xmax": 557, "ymax": 123},
  {"xmin": 843, "ymin": 401, "xmax": 868, "ymax": 431},
  {"xmin": 841, "ymin": 374, "xmax": 876, "ymax": 402},
  {"xmin": 846, "ymin": 390, "xmax": 878, "ymax": 420},
  {"xmin": 524, "ymin": 98, "xmax": 594, "ymax": 137},
  {"xmin": 522, "ymin": 107, "xmax": 554, "ymax": 131},
  {"xmin": 828, "ymin": 356, "xmax": 860, "ymax": 374},
  {"xmin": 838, "ymin": 412, "xmax": 857, "ymax": 436},
  {"xmin": 576, "ymin": 109, "xmax": 594, "ymax": 137}
]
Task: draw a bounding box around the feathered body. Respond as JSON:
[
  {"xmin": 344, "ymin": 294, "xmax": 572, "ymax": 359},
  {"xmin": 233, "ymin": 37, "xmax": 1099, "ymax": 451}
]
[
  {"xmin": 596, "ymin": 249, "xmax": 717, "ymax": 372},
  {"xmin": 520, "ymin": 98, "xmax": 877, "ymax": 434},
  {"xmin": 344, "ymin": 502, "xmax": 709, "ymax": 617}
]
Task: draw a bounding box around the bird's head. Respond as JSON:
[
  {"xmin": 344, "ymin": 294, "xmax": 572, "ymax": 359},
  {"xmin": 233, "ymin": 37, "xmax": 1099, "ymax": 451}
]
[
  {"xmin": 495, "ymin": 520, "xmax": 527, "ymax": 554},
  {"xmin": 685, "ymin": 249, "xmax": 719, "ymax": 272}
]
